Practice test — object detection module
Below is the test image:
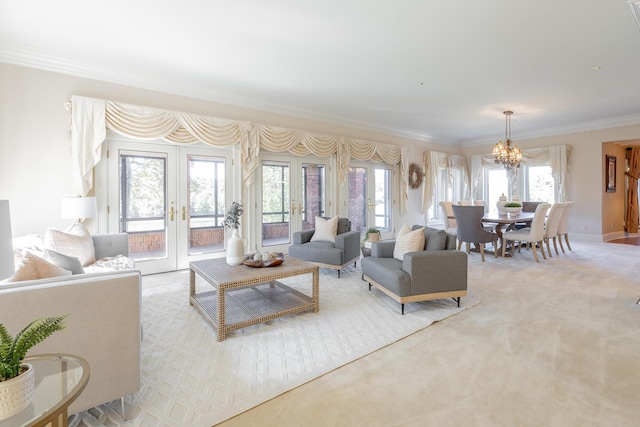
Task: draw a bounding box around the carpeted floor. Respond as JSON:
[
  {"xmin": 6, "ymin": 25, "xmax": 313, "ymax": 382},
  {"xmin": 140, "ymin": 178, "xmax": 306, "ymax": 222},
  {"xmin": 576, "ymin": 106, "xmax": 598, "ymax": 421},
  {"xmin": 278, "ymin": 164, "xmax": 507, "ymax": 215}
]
[
  {"xmin": 218, "ymin": 240, "xmax": 640, "ymax": 427},
  {"xmin": 70, "ymin": 261, "xmax": 477, "ymax": 427}
]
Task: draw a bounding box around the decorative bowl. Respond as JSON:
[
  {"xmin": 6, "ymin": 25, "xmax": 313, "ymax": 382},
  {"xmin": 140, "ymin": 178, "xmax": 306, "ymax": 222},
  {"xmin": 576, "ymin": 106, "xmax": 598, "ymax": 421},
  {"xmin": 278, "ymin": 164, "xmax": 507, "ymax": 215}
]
[
  {"xmin": 502, "ymin": 206, "xmax": 522, "ymax": 214},
  {"xmin": 242, "ymin": 252, "xmax": 284, "ymax": 268}
]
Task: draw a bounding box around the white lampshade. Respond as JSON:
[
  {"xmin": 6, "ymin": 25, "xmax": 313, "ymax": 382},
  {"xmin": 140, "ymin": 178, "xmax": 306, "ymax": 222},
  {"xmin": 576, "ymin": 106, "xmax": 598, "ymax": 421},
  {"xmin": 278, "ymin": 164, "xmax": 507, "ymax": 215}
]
[
  {"xmin": 0, "ymin": 200, "xmax": 14, "ymax": 281},
  {"xmin": 61, "ymin": 197, "xmax": 97, "ymax": 221}
]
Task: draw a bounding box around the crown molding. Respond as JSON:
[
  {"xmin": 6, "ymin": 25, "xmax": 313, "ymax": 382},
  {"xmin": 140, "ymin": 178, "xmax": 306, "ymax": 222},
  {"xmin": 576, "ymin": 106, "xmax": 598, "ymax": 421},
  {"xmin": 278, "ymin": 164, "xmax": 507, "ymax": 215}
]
[{"xmin": 461, "ymin": 113, "xmax": 640, "ymax": 147}]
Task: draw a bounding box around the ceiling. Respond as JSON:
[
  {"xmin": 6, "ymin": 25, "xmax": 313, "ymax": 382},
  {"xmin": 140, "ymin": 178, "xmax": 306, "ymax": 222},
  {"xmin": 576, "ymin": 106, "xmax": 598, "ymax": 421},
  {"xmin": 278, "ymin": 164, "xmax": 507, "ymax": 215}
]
[{"xmin": 2, "ymin": 0, "xmax": 640, "ymax": 146}]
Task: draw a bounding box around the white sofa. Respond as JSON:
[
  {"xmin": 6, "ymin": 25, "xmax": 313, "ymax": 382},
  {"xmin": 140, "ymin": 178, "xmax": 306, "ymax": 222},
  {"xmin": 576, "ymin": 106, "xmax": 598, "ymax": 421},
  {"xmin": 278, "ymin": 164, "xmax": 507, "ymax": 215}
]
[{"xmin": 0, "ymin": 234, "xmax": 141, "ymax": 415}]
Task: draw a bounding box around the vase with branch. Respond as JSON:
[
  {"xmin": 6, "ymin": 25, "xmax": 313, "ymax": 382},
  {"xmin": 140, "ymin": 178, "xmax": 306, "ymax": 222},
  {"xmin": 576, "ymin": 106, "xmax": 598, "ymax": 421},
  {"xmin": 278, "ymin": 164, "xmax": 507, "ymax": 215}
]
[{"xmin": 225, "ymin": 201, "xmax": 244, "ymax": 266}]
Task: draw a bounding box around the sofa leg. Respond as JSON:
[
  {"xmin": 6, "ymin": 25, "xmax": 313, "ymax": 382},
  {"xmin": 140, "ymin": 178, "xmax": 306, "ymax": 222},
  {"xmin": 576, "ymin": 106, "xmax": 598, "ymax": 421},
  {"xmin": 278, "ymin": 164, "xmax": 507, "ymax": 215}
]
[
  {"xmin": 401, "ymin": 303, "xmax": 405, "ymax": 315},
  {"xmin": 338, "ymin": 270, "xmax": 341, "ymax": 278},
  {"xmin": 454, "ymin": 297, "xmax": 460, "ymax": 307},
  {"xmin": 368, "ymin": 283, "xmax": 372, "ymax": 291}
]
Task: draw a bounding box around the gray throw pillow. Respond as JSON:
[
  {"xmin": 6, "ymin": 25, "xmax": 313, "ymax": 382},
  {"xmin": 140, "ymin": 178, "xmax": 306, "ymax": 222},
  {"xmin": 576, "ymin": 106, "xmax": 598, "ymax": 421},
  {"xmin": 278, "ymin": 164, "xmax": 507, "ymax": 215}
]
[
  {"xmin": 43, "ymin": 249, "xmax": 85, "ymax": 275},
  {"xmin": 423, "ymin": 227, "xmax": 447, "ymax": 251}
]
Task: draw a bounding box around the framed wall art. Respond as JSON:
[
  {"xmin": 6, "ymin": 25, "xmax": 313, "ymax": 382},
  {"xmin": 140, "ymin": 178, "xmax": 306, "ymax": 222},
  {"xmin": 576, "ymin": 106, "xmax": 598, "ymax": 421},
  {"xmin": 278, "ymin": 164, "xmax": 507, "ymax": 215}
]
[{"xmin": 606, "ymin": 154, "xmax": 616, "ymax": 193}]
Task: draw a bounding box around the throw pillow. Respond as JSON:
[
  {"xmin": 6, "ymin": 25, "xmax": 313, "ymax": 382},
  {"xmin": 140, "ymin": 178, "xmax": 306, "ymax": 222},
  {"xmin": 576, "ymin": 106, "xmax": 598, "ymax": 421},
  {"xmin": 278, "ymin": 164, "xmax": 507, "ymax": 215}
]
[
  {"xmin": 8, "ymin": 252, "xmax": 72, "ymax": 282},
  {"xmin": 311, "ymin": 215, "xmax": 339, "ymax": 243},
  {"xmin": 44, "ymin": 225, "xmax": 96, "ymax": 267},
  {"xmin": 43, "ymin": 249, "xmax": 85, "ymax": 275},
  {"xmin": 393, "ymin": 226, "xmax": 425, "ymax": 261},
  {"xmin": 424, "ymin": 227, "xmax": 448, "ymax": 251}
]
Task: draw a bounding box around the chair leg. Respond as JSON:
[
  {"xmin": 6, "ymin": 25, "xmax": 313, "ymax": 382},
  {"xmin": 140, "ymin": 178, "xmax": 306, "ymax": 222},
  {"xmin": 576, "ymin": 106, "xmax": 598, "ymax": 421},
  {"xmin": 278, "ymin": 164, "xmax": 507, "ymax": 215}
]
[
  {"xmin": 465, "ymin": 242, "xmax": 470, "ymax": 254},
  {"xmin": 545, "ymin": 238, "xmax": 552, "ymax": 257},
  {"xmin": 501, "ymin": 238, "xmax": 507, "ymax": 257},
  {"xmin": 558, "ymin": 235, "xmax": 566, "ymax": 253},
  {"xmin": 458, "ymin": 240, "xmax": 462, "ymax": 250},
  {"xmin": 553, "ymin": 236, "xmax": 559, "ymax": 255},
  {"xmin": 479, "ymin": 244, "xmax": 485, "ymax": 262},
  {"xmin": 565, "ymin": 234, "xmax": 572, "ymax": 251},
  {"xmin": 494, "ymin": 238, "xmax": 498, "ymax": 257},
  {"xmin": 532, "ymin": 243, "xmax": 540, "ymax": 262},
  {"xmin": 540, "ymin": 241, "xmax": 547, "ymax": 260}
]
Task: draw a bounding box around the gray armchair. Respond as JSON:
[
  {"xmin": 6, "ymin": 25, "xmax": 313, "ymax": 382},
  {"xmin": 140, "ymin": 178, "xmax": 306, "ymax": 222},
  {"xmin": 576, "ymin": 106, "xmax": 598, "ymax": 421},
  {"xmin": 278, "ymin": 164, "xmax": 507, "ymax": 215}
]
[
  {"xmin": 361, "ymin": 226, "xmax": 467, "ymax": 314},
  {"xmin": 452, "ymin": 204, "xmax": 497, "ymax": 262},
  {"xmin": 288, "ymin": 217, "xmax": 360, "ymax": 277}
]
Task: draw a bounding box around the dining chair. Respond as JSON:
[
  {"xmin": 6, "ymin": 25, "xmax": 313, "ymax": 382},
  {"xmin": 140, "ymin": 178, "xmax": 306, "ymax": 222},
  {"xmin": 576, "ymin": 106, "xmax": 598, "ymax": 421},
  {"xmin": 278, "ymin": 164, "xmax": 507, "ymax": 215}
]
[
  {"xmin": 542, "ymin": 203, "xmax": 567, "ymax": 257},
  {"xmin": 501, "ymin": 203, "xmax": 551, "ymax": 261},
  {"xmin": 439, "ymin": 201, "xmax": 457, "ymax": 235},
  {"xmin": 452, "ymin": 204, "xmax": 497, "ymax": 262},
  {"xmin": 557, "ymin": 201, "xmax": 575, "ymax": 252}
]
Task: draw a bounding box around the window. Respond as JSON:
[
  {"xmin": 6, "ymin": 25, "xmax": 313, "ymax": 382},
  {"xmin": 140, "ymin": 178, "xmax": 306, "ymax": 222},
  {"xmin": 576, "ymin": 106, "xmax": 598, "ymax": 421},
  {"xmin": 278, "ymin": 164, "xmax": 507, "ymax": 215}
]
[
  {"xmin": 482, "ymin": 164, "xmax": 556, "ymax": 206},
  {"xmin": 431, "ymin": 167, "xmax": 465, "ymax": 220},
  {"xmin": 525, "ymin": 165, "xmax": 554, "ymax": 202},
  {"xmin": 262, "ymin": 163, "xmax": 290, "ymax": 224},
  {"xmin": 189, "ymin": 156, "xmax": 226, "ymax": 228}
]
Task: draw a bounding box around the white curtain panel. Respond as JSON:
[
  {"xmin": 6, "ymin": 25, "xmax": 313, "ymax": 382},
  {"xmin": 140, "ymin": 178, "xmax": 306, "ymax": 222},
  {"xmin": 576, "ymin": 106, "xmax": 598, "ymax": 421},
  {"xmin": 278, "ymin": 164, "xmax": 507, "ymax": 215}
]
[
  {"xmin": 421, "ymin": 151, "xmax": 470, "ymax": 214},
  {"xmin": 69, "ymin": 96, "xmax": 408, "ymax": 214}
]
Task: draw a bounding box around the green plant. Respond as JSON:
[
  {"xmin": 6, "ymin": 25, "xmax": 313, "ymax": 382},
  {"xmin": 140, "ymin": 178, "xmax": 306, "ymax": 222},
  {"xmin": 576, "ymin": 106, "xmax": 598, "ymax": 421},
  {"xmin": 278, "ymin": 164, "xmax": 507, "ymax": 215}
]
[
  {"xmin": 224, "ymin": 201, "xmax": 244, "ymax": 230},
  {"xmin": 504, "ymin": 202, "xmax": 522, "ymax": 208},
  {"xmin": 361, "ymin": 227, "xmax": 381, "ymax": 248},
  {"xmin": 0, "ymin": 315, "xmax": 68, "ymax": 381}
]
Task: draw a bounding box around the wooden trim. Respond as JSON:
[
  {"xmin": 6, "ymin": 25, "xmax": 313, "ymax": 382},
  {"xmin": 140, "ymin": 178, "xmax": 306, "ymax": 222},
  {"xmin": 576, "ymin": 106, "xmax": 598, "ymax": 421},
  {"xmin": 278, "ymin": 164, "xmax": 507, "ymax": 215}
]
[{"xmin": 363, "ymin": 275, "xmax": 467, "ymax": 304}]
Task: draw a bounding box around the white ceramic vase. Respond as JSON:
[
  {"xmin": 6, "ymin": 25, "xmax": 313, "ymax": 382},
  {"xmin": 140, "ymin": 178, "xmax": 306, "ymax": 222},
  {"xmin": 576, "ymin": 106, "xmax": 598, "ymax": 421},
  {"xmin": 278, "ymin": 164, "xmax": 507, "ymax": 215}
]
[
  {"xmin": 496, "ymin": 193, "xmax": 508, "ymax": 214},
  {"xmin": 226, "ymin": 228, "xmax": 244, "ymax": 266},
  {"xmin": 0, "ymin": 363, "xmax": 35, "ymax": 420}
]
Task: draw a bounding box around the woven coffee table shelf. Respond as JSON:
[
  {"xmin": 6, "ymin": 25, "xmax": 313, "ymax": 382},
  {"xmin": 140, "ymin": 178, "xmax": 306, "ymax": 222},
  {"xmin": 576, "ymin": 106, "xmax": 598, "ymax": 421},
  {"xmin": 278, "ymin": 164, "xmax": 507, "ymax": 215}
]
[{"xmin": 190, "ymin": 256, "xmax": 319, "ymax": 341}]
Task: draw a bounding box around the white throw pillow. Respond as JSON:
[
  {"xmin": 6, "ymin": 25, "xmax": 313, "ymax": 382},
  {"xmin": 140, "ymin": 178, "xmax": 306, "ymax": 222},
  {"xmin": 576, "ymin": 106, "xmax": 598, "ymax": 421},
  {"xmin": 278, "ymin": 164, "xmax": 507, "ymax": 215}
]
[
  {"xmin": 8, "ymin": 252, "xmax": 72, "ymax": 282},
  {"xmin": 311, "ymin": 215, "xmax": 339, "ymax": 243},
  {"xmin": 393, "ymin": 226, "xmax": 425, "ymax": 261},
  {"xmin": 44, "ymin": 224, "xmax": 96, "ymax": 267}
]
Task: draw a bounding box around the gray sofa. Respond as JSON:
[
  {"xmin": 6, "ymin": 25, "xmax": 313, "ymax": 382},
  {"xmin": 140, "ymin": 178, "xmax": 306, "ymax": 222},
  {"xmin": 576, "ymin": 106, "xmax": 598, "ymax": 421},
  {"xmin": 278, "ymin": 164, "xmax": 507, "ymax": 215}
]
[
  {"xmin": 288, "ymin": 218, "xmax": 360, "ymax": 277},
  {"xmin": 361, "ymin": 226, "xmax": 467, "ymax": 314},
  {"xmin": 0, "ymin": 233, "xmax": 140, "ymax": 416}
]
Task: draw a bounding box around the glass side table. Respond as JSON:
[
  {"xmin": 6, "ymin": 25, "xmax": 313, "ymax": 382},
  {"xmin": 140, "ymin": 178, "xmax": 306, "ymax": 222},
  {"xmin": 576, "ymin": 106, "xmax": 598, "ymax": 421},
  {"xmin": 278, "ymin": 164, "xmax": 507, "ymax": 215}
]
[{"xmin": 0, "ymin": 354, "xmax": 89, "ymax": 427}]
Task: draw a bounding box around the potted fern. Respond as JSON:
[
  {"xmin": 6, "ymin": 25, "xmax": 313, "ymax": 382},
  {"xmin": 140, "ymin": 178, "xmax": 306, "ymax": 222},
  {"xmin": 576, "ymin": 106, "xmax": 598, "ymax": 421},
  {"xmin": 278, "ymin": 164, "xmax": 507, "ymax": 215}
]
[{"xmin": 0, "ymin": 315, "xmax": 68, "ymax": 419}]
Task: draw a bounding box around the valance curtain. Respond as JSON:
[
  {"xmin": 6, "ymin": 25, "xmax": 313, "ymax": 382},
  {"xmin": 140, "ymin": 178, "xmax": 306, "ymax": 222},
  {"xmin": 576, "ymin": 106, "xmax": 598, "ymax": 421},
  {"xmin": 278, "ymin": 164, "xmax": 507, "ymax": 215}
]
[
  {"xmin": 68, "ymin": 95, "xmax": 408, "ymax": 214},
  {"xmin": 625, "ymin": 148, "xmax": 640, "ymax": 233},
  {"xmin": 470, "ymin": 144, "xmax": 572, "ymax": 201},
  {"xmin": 422, "ymin": 151, "xmax": 470, "ymax": 213}
]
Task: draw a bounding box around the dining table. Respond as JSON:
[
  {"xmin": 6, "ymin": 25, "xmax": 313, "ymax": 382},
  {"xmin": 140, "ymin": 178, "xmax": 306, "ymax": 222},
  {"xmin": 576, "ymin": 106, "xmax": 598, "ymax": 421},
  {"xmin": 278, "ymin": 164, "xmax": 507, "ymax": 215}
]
[{"xmin": 480, "ymin": 211, "xmax": 535, "ymax": 256}]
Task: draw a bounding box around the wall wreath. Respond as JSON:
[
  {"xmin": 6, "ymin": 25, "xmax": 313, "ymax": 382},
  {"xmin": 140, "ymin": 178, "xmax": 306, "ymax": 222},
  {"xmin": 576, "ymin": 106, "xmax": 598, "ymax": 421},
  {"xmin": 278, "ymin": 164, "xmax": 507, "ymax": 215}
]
[{"xmin": 408, "ymin": 162, "xmax": 425, "ymax": 189}]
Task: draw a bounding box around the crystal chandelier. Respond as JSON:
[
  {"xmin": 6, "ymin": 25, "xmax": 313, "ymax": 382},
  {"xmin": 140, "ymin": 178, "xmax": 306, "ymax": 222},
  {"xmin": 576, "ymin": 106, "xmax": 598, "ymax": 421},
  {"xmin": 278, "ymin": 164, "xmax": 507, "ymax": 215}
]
[{"xmin": 492, "ymin": 110, "xmax": 522, "ymax": 170}]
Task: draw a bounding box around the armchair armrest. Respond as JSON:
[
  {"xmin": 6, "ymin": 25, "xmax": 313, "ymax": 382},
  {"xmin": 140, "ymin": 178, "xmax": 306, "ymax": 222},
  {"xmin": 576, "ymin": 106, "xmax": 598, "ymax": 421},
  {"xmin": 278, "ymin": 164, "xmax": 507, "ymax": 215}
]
[
  {"xmin": 371, "ymin": 240, "xmax": 396, "ymax": 258},
  {"xmin": 335, "ymin": 230, "xmax": 360, "ymax": 262},
  {"xmin": 402, "ymin": 250, "xmax": 467, "ymax": 294},
  {"xmin": 292, "ymin": 229, "xmax": 315, "ymax": 245}
]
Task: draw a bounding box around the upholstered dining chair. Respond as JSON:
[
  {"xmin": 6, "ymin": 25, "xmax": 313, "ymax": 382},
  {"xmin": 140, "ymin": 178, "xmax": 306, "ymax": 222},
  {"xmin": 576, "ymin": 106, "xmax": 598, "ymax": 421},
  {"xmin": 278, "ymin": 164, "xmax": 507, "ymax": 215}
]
[
  {"xmin": 543, "ymin": 202, "xmax": 567, "ymax": 257},
  {"xmin": 439, "ymin": 201, "xmax": 457, "ymax": 235},
  {"xmin": 501, "ymin": 203, "xmax": 551, "ymax": 261},
  {"xmin": 557, "ymin": 201, "xmax": 575, "ymax": 252},
  {"xmin": 452, "ymin": 204, "xmax": 497, "ymax": 262}
]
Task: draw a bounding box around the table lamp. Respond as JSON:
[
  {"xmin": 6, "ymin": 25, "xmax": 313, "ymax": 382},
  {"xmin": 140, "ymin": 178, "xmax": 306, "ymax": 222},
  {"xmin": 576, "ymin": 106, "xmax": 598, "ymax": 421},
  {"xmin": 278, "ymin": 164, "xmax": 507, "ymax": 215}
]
[
  {"xmin": 0, "ymin": 200, "xmax": 14, "ymax": 281},
  {"xmin": 61, "ymin": 196, "xmax": 97, "ymax": 232}
]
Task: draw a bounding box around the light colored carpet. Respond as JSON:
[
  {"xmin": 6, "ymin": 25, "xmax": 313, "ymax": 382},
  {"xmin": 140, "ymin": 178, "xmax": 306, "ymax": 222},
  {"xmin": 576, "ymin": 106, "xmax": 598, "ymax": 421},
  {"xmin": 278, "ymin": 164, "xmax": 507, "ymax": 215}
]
[
  {"xmin": 218, "ymin": 240, "xmax": 640, "ymax": 427},
  {"xmin": 70, "ymin": 262, "xmax": 478, "ymax": 427}
]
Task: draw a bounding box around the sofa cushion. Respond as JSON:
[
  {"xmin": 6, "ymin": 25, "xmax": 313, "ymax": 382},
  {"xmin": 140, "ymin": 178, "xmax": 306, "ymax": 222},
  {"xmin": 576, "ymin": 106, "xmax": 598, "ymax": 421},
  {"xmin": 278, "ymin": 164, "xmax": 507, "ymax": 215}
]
[
  {"xmin": 44, "ymin": 225, "xmax": 96, "ymax": 267},
  {"xmin": 43, "ymin": 249, "xmax": 85, "ymax": 275},
  {"xmin": 393, "ymin": 226, "xmax": 424, "ymax": 261},
  {"xmin": 311, "ymin": 215, "xmax": 339, "ymax": 243},
  {"xmin": 8, "ymin": 252, "xmax": 72, "ymax": 282},
  {"xmin": 361, "ymin": 256, "xmax": 411, "ymax": 297},
  {"xmin": 424, "ymin": 227, "xmax": 448, "ymax": 251},
  {"xmin": 288, "ymin": 241, "xmax": 344, "ymax": 265}
]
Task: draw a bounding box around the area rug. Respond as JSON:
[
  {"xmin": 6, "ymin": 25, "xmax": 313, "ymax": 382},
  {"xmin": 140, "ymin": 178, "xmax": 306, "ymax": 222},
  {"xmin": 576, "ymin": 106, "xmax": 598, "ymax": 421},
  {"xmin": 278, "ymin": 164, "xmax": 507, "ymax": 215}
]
[{"xmin": 70, "ymin": 265, "xmax": 479, "ymax": 426}]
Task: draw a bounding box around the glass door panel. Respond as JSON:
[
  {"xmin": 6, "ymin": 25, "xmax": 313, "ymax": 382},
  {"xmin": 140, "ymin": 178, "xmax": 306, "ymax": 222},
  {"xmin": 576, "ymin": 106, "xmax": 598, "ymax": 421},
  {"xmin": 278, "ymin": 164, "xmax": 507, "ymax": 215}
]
[
  {"xmin": 348, "ymin": 163, "xmax": 393, "ymax": 239},
  {"xmin": 261, "ymin": 161, "xmax": 291, "ymax": 248},
  {"xmin": 301, "ymin": 163, "xmax": 326, "ymax": 230}
]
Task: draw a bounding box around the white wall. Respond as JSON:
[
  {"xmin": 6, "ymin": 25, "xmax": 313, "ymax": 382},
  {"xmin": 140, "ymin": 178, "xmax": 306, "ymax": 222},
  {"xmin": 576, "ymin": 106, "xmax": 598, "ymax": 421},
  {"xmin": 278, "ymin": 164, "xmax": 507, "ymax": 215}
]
[{"xmin": 0, "ymin": 62, "xmax": 453, "ymax": 236}]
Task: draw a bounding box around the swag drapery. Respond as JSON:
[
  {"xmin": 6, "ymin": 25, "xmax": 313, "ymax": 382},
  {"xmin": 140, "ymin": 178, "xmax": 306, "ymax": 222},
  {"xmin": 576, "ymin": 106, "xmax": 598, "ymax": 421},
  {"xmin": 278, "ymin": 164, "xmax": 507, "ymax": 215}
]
[
  {"xmin": 470, "ymin": 144, "xmax": 572, "ymax": 202},
  {"xmin": 421, "ymin": 151, "xmax": 470, "ymax": 214},
  {"xmin": 68, "ymin": 95, "xmax": 408, "ymax": 214},
  {"xmin": 625, "ymin": 148, "xmax": 640, "ymax": 233}
]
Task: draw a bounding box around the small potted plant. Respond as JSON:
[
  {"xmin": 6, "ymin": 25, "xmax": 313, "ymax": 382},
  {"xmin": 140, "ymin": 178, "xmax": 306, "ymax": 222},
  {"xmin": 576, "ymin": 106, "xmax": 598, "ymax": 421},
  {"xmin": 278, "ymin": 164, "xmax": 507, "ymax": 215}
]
[
  {"xmin": 224, "ymin": 201, "xmax": 244, "ymax": 266},
  {"xmin": 0, "ymin": 315, "xmax": 68, "ymax": 419},
  {"xmin": 361, "ymin": 227, "xmax": 381, "ymax": 249}
]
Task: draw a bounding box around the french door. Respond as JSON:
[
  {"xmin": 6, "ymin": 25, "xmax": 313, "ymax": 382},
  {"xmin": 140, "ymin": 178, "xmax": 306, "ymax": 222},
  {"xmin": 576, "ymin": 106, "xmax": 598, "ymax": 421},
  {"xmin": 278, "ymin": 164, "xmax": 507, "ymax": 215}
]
[
  {"xmin": 254, "ymin": 154, "xmax": 331, "ymax": 253},
  {"xmin": 107, "ymin": 140, "xmax": 234, "ymax": 274},
  {"xmin": 347, "ymin": 162, "xmax": 394, "ymax": 239}
]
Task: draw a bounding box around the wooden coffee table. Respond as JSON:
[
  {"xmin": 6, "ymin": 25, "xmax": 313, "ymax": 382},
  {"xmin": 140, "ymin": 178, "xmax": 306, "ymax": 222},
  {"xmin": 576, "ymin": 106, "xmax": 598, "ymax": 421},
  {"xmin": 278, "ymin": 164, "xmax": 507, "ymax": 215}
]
[{"xmin": 189, "ymin": 256, "xmax": 319, "ymax": 341}]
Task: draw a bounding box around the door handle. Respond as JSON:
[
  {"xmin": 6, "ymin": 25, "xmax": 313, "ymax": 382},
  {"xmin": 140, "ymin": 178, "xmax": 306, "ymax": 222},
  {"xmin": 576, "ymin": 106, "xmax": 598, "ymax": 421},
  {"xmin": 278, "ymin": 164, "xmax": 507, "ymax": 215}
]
[
  {"xmin": 182, "ymin": 206, "xmax": 187, "ymax": 221},
  {"xmin": 367, "ymin": 199, "xmax": 375, "ymax": 210},
  {"xmin": 166, "ymin": 206, "xmax": 175, "ymax": 221},
  {"xmin": 298, "ymin": 203, "xmax": 303, "ymax": 214},
  {"xmin": 291, "ymin": 203, "xmax": 297, "ymax": 215}
]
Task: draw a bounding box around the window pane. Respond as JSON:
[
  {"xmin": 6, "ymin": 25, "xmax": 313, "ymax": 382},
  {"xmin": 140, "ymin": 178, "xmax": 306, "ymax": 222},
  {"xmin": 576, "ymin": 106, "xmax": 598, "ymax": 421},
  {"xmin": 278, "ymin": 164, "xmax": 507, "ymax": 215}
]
[
  {"xmin": 348, "ymin": 167, "xmax": 367, "ymax": 233},
  {"xmin": 528, "ymin": 166, "xmax": 554, "ymax": 203},
  {"xmin": 374, "ymin": 168, "xmax": 391, "ymax": 231},
  {"xmin": 487, "ymin": 169, "xmax": 508, "ymax": 210}
]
